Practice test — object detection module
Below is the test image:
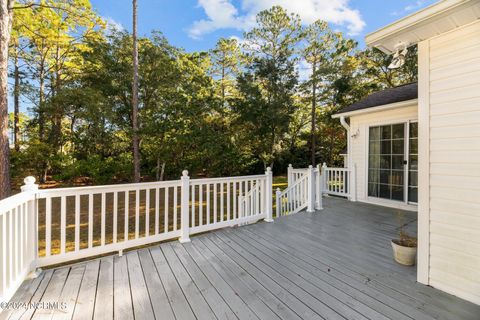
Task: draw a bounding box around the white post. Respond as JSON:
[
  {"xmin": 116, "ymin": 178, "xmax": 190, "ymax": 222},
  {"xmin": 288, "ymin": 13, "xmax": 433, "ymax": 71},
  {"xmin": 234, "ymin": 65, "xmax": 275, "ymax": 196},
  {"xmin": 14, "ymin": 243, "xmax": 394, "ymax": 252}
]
[
  {"xmin": 322, "ymin": 163, "xmax": 328, "ymax": 193},
  {"xmin": 287, "ymin": 164, "xmax": 293, "ymax": 186},
  {"xmin": 350, "ymin": 163, "xmax": 357, "ymax": 202},
  {"xmin": 307, "ymin": 165, "xmax": 315, "ymax": 212},
  {"xmin": 264, "ymin": 167, "xmax": 273, "ymax": 222},
  {"xmin": 275, "ymin": 188, "xmax": 281, "ymax": 217},
  {"xmin": 21, "ymin": 177, "xmax": 41, "ymax": 278},
  {"xmin": 287, "ymin": 164, "xmax": 294, "ymax": 206},
  {"xmin": 239, "ymin": 195, "xmax": 244, "ymax": 219},
  {"xmin": 179, "ymin": 170, "xmax": 191, "ymax": 243},
  {"xmin": 315, "ymin": 165, "xmax": 323, "ymax": 210}
]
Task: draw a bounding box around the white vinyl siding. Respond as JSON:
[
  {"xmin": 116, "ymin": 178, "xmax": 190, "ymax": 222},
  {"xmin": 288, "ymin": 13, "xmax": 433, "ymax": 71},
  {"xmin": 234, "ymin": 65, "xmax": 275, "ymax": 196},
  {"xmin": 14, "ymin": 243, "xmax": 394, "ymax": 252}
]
[
  {"xmin": 349, "ymin": 105, "xmax": 417, "ymax": 209},
  {"xmin": 426, "ymin": 20, "xmax": 480, "ymax": 305}
]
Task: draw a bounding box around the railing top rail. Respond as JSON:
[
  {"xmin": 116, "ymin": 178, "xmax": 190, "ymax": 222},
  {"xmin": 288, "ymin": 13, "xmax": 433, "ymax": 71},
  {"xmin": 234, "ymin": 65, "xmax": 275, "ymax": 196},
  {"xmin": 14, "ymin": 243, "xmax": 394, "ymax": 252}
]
[
  {"xmin": 36, "ymin": 179, "xmax": 182, "ymax": 197},
  {"xmin": 280, "ymin": 173, "xmax": 307, "ymax": 197},
  {"xmin": 324, "ymin": 167, "xmax": 350, "ymax": 171},
  {"xmin": 0, "ymin": 192, "xmax": 35, "ymax": 214},
  {"xmin": 34, "ymin": 173, "xmax": 267, "ymax": 197},
  {"xmin": 291, "ymin": 168, "xmax": 308, "ymax": 173},
  {"xmin": 189, "ymin": 174, "xmax": 265, "ymax": 185}
]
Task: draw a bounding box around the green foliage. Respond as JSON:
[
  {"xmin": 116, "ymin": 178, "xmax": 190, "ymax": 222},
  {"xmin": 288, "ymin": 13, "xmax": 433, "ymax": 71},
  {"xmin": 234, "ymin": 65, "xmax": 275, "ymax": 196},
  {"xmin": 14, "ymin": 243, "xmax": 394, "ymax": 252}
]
[{"xmin": 8, "ymin": 3, "xmax": 418, "ymax": 188}]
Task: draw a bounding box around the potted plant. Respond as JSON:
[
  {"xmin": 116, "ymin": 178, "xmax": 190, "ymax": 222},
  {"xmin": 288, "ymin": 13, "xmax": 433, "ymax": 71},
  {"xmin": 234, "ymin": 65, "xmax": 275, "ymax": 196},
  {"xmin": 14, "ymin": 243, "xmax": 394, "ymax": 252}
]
[{"xmin": 391, "ymin": 212, "xmax": 417, "ymax": 266}]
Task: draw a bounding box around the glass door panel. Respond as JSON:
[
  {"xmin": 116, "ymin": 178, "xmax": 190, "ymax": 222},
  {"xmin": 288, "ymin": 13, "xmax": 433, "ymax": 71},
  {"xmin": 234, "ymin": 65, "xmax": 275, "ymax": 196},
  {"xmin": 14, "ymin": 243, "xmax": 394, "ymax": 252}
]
[
  {"xmin": 408, "ymin": 122, "xmax": 418, "ymax": 203},
  {"xmin": 368, "ymin": 124, "xmax": 405, "ymax": 201}
]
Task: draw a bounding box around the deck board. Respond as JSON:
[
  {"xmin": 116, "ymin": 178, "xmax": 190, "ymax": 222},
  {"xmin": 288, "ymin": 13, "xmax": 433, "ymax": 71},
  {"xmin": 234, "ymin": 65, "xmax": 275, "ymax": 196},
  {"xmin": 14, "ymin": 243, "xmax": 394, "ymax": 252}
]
[
  {"xmin": 170, "ymin": 243, "xmax": 237, "ymax": 320},
  {"xmin": 5, "ymin": 197, "xmax": 480, "ymax": 320},
  {"xmin": 136, "ymin": 249, "xmax": 175, "ymax": 320},
  {"xmin": 93, "ymin": 257, "xmax": 113, "ymax": 320},
  {"xmin": 127, "ymin": 251, "xmax": 156, "ymax": 320},
  {"xmin": 149, "ymin": 246, "xmax": 196, "ymax": 320},
  {"xmin": 71, "ymin": 260, "xmax": 99, "ymax": 320},
  {"xmin": 112, "ymin": 255, "xmax": 133, "ymax": 320}
]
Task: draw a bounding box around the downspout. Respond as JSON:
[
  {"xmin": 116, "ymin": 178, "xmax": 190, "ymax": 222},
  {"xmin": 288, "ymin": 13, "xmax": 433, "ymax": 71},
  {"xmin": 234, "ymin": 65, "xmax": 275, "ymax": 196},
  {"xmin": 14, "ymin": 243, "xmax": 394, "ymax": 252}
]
[
  {"xmin": 339, "ymin": 116, "xmax": 351, "ymax": 168},
  {"xmin": 339, "ymin": 116, "xmax": 350, "ymax": 132},
  {"xmin": 339, "ymin": 116, "xmax": 355, "ymax": 201}
]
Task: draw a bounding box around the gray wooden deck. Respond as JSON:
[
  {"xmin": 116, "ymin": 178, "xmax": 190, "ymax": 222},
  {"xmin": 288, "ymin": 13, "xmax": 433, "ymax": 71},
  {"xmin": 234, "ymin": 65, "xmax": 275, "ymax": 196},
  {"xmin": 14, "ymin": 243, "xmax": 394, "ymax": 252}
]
[{"xmin": 3, "ymin": 197, "xmax": 480, "ymax": 320}]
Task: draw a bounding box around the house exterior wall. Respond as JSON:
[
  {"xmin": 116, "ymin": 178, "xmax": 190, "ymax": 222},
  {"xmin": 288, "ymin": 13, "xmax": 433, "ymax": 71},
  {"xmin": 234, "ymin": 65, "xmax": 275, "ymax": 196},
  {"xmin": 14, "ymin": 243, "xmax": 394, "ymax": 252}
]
[
  {"xmin": 418, "ymin": 20, "xmax": 480, "ymax": 305},
  {"xmin": 348, "ymin": 104, "xmax": 417, "ymax": 210}
]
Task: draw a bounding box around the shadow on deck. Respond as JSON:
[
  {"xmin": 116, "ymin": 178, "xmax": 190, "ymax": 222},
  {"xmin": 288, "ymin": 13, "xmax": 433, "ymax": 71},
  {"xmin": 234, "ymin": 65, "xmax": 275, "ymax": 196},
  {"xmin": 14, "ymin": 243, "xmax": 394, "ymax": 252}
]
[{"xmin": 3, "ymin": 197, "xmax": 480, "ymax": 320}]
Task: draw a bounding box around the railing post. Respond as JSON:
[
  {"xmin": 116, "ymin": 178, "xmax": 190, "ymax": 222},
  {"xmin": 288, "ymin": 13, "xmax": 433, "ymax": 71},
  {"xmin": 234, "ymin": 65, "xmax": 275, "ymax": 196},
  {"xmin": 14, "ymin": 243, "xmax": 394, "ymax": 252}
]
[
  {"xmin": 275, "ymin": 188, "xmax": 281, "ymax": 217},
  {"xmin": 322, "ymin": 163, "xmax": 328, "ymax": 193},
  {"xmin": 179, "ymin": 170, "xmax": 191, "ymax": 243},
  {"xmin": 264, "ymin": 167, "xmax": 273, "ymax": 222},
  {"xmin": 239, "ymin": 195, "xmax": 244, "ymax": 219},
  {"xmin": 315, "ymin": 165, "xmax": 323, "ymax": 210},
  {"xmin": 21, "ymin": 177, "xmax": 41, "ymax": 277},
  {"xmin": 287, "ymin": 164, "xmax": 293, "ymax": 186},
  {"xmin": 307, "ymin": 165, "xmax": 315, "ymax": 212},
  {"xmin": 350, "ymin": 163, "xmax": 357, "ymax": 202}
]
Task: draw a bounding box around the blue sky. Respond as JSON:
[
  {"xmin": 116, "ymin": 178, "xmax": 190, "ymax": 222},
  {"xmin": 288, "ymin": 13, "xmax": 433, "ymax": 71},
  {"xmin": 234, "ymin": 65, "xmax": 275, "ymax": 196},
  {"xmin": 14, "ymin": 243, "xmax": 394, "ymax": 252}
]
[{"xmin": 91, "ymin": 0, "xmax": 437, "ymax": 52}]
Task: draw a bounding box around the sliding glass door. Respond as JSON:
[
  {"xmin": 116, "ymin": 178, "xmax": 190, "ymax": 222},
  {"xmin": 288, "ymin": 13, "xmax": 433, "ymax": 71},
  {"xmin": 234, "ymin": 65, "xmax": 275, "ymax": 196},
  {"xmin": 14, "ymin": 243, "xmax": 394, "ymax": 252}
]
[{"xmin": 368, "ymin": 122, "xmax": 417, "ymax": 204}]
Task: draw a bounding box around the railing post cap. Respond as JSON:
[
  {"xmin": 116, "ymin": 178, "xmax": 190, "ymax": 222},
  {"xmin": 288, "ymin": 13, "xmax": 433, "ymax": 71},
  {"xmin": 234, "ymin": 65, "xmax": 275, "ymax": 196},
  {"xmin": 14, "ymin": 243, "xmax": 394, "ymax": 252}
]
[
  {"xmin": 182, "ymin": 170, "xmax": 189, "ymax": 177},
  {"xmin": 288, "ymin": 164, "xmax": 292, "ymax": 168},
  {"xmin": 266, "ymin": 167, "xmax": 272, "ymax": 173},
  {"xmin": 322, "ymin": 162, "xmax": 327, "ymax": 167},
  {"xmin": 21, "ymin": 176, "xmax": 38, "ymax": 192},
  {"xmin": 276, "ymin": 187, "xmax": 281, "ymax": 192},
  {"xmin": 308, "ymin": 165, "xmax": 313, "ymax": 169},
  {"xmin": 24, "ymin": 176, "xmax": 36, "ymax": 185}
]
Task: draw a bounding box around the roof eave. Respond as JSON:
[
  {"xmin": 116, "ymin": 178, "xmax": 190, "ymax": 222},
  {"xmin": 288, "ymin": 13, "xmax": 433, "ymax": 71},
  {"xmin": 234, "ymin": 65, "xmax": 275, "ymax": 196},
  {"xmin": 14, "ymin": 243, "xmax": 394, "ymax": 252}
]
[
  {"xmin": 332, "ymin": 99, "xmax": 418, "ymax": 119},
  {"xmin": 365, "ymin": 0, "xmax": 479, "ymax": 53}
]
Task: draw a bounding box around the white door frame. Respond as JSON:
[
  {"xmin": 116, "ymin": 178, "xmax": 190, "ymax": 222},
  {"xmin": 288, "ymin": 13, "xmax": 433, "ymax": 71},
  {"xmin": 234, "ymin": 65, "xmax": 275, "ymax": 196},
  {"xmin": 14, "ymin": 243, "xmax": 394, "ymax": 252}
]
[{"xmin": 365, "ymin": 121, "xmax": 417, "ymax": 205}]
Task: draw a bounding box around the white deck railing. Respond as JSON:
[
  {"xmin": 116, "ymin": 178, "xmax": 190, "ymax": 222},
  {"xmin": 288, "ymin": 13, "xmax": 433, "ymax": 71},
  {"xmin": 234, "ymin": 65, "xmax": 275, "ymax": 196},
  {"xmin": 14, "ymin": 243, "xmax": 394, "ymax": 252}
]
[
  {"xmin": 276, "ymin": 163, "xmax": 356, "ymax": 217},
  {"xmin": 276, "ymin": 172, "xmax": 309, "ymax": 216},
  {"xmin": 0, "ymin": 168, "xmax": 274, "ymax": 304},
  {"xmin": 0, "ymin": 179, "xmax": 38, "ymax": 306}
]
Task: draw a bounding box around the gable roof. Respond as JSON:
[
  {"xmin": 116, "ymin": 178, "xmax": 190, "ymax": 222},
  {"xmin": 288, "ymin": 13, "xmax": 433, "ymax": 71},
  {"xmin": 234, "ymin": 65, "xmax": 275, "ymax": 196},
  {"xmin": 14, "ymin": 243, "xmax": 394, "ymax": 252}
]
[{"xmin": 334, "ymin": 82, "xmax": 417, "ymax": 117}]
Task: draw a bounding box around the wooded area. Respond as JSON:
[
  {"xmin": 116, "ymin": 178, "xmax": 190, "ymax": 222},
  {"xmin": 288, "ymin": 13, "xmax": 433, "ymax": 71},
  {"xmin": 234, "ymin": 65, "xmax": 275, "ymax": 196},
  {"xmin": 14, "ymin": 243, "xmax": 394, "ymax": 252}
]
[{"xmin": 1, "ymin": 0, "xmax": 416, "ymax": 197}]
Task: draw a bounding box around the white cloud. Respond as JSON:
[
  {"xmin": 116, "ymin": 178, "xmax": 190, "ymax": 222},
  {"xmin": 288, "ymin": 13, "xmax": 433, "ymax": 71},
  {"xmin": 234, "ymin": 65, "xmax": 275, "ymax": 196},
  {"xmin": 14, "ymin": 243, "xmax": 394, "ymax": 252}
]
[
  {"xmin": 188, "ymin": 0, "xmax": 365, "ymax": 39},
  {"xmin": 404, "ymin": 0, "xmax": 427, "ymax": 12},
  {"xmin": 391, "ymin": 0, "xmax": 432, "ymax": 16},
  {"xmin": 297, "ymin": 59, "xmax": 312, "ymax": 82},
  {"xmin": 104, "ymin": 17, "xmax": 125, "ymax": 32}
]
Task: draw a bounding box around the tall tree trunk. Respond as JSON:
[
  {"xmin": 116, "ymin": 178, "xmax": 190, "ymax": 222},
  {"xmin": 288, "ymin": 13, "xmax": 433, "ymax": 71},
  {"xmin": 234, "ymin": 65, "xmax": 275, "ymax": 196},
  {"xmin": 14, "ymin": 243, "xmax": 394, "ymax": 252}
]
[
  {"xmin": 52, "ymin": 44, "xmax": 62, "ymax": 151},
  {"xmin": 0, "ymin": 0, "xmax": 13, "ymax": 199},
  {"xmin": 13, "ymin": 47, "xmax": 19, "ymax": 151},
  {"xmin": 131, "ymin": 0, "xmax": 140, "ymax": 183},
  {"xmin": 311, "ymin": 60, "xmax": 317, "ymax": 166},
  {"xmin": 221, "ymin": 52, "xmax": 225, "ymax": 108},
  {"xmin": 38, "ymin": 59, "xmax": 47, "ymax": 183},
  {"xmin": 38, "ymin": 59, "xmax": 45, "ymax": 140}
]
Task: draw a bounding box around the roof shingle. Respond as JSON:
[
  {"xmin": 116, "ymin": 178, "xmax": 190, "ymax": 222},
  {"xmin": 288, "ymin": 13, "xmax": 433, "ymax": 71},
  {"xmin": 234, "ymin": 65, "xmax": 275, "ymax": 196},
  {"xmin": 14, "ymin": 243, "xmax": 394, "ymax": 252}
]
[{"xmin": 336, "ymin": 82, "xmax": 417, "ymax": 115}]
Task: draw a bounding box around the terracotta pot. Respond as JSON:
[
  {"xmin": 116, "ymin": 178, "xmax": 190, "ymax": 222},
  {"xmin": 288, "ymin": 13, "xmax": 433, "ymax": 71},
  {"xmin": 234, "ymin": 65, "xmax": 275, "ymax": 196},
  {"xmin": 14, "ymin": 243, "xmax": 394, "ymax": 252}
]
[{"xmin": 391, "ymin": 240, "xmax": 417, "ymax": 266}]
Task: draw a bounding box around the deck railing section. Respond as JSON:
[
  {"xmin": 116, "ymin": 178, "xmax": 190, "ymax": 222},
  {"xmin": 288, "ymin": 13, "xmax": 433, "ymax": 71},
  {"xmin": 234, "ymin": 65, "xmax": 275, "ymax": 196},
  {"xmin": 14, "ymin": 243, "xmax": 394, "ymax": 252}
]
[
  {"xmin": 0, "ymin": 178, "xmax": 38, "ymax": 306},
  {"xmin": 276, "ymin": 172, "xmax": 309, "ymax": 216},
  {"xmin": 0, "ymin": 169, "xmax": 274, "ymax": 304},
  {"xmin": 279, "ymin": 163, "xmax": 356, "ymax": 218},
  {"xmin": 322, "ymin": 163, "xmax": 356, "ymax": 200},
  {"xmin": 188, "ymin": 171, "xmax": 270, "ymax": 234},
  {"xmin": 35, "ymin": 179, "xmax": 184, "ymax": 267}
]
